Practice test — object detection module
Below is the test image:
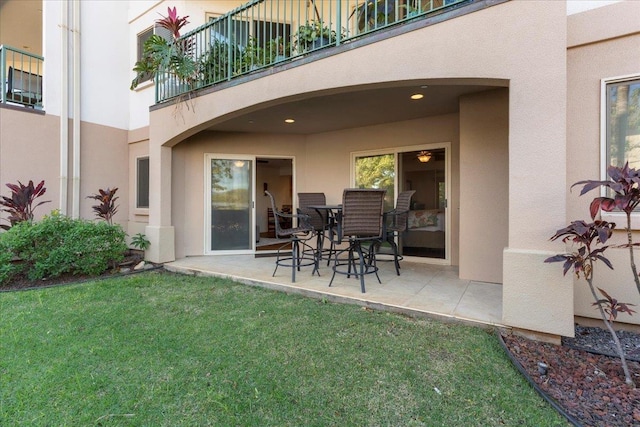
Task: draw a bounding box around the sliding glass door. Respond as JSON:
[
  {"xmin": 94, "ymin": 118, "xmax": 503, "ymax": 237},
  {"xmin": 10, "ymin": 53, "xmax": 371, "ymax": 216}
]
[
  {"xmin": 205, "ymin": 155, "xmax": 254, "ymax": 254},
  {"xmin": 353, "ymin": 145, "xmax": 449, "ymax": 262}
]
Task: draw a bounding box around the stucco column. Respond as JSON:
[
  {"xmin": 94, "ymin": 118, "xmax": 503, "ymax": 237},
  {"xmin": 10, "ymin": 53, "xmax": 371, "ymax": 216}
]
[
  {"xmin": 501, "ymin": 72, "xmax": 573, "ymax": 337},
  {"xmin": 145, "ymin": 140, "xmax": 175, "ymax": 263}
]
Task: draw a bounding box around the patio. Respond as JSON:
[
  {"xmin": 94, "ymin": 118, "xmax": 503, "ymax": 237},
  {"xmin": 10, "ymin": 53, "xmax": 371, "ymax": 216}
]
[{"xmin": 165, "ymin": 254, "xmax": 504, "ymax": 329}]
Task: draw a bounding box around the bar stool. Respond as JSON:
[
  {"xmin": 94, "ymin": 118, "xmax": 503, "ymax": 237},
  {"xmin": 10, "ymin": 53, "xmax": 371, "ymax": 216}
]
[
  {"xmin": 329, "ymin": 188, "xmax": 386, "ymax": 293},
  {"xmin": 265, "ymin": 191, "xmax": 318, "ymax": 282}
]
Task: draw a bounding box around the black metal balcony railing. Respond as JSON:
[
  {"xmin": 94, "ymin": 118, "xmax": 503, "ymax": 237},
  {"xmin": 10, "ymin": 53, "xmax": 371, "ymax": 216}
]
[
  {"xmin": 156, "ymin": 0, "xmax": 467, "ymax": 103},
  {"xmin": 1, "ymin": 45, "xmax": 44, "ymax": 109}
]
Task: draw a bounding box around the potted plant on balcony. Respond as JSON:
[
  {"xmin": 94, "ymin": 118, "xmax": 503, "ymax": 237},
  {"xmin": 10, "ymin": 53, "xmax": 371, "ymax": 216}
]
[
  {"xmin": 199, "ymin": 39, "xmax": 236, "ymax": 84},
  {"xmin": 266, "ymin": 36, "xmax": 291, "ymax": 63},
  {"xmin": 238, "ymin": 36, "xmax": 266, "ymax": 73},
  {"xmin": 352, "ymin": 0, "xmax": 399, "ymax": 33},
  {"xmin": 130, "ymin": 7, "xmax": 198, "ymax": 95},
  {"xmin": 294, "ymin": 20, "xmax": 338, "ymax": 53}
]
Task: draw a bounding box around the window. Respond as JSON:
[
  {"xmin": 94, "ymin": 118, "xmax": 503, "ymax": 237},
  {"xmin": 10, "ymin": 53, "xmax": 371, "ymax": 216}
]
[
  {"xmin": 136, "ymin": 25, "xmax": 172, "ymax": 84},
  {"xmin": 137, "ymin": 157, "xmax": 150, "ymax": 209},
  {"xmin": 208, "ymin": 14, "xmax": 250, "ymax": 47},
  {"xmin": 253, "ymin": 19, "xmax": 291, "ymax": 51},
  {"xmin": 604, "ymin": 76, "xmax": 640, "ymax": 169},
  {"xmin": 208, "ymin": 13, "xmax": 291, "ymax": 55}
]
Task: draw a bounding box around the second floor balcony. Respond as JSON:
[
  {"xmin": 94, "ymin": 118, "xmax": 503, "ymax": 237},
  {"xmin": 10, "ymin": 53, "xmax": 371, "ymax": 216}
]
[
  {"xmin": 149, "ymin": 0, "xmax": 470, "ymax": 104},
  {"xmin": 1, "ymin": 45, "xmax": 44, "ymax": 110}
]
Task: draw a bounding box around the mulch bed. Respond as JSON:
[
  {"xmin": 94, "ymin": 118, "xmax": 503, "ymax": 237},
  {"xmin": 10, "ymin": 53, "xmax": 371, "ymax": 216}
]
[
  {"xmin": 501, "ymin": 329, "xmax": 640, "ymax": 427},
  {"xmin": 0, "ymin": 252, "xmax": 155, "ymax": 292}
]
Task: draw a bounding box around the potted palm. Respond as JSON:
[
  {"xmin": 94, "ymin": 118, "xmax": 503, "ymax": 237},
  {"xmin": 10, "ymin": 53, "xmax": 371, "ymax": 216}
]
[{"xmin": 130, "ymin": 7, "xmax": 198, "ymax": 95}]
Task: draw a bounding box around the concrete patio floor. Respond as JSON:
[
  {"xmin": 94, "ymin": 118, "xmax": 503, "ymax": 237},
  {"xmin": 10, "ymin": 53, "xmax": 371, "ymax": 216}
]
[{"xmin": 165, "ymin": 254, "xmax": 505, "ymax": 329}]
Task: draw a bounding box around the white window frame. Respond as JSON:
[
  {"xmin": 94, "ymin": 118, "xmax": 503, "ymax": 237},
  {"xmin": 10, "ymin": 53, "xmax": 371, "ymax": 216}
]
[{"xmin": 600, "ymin": 73, "xmax": 640, "ymax": 226}]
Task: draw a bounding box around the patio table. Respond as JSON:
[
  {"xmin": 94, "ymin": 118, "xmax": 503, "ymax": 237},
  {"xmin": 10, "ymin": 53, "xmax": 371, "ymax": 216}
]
[{"xmin": 307, "ymin": 204, "xmax": 342, "ymax": 263}]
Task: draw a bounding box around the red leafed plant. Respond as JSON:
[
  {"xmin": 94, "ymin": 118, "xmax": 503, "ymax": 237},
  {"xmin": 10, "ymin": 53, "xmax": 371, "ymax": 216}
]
[
  {"xmin": 87, "ymin": 187, "xmax": 119, "ymax": 225},
  {"xmin": 545, "ymin": 219, "xmax": 636, "ymax": 387},
  {"xmin": 156, "ymin": 6, "xmax": 189, "ymax": 39},
  {"xmin": 572, "ymin": 162, "xmax": 640, "ymax": 297},
  {"xmin": 594, "ymin": 287, "xmax": 637, "ymax": 322},
  {"xmin": 0, "ymin": 180, "xmax": 50, "ymax": 230}
]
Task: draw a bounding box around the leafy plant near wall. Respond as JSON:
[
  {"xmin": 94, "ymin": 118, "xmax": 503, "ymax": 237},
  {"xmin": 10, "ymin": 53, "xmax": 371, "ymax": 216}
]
[
  {"xmin": 199, "ymin": 36, "xmax": 293, "ymax": 84},
  {"xmin": 545, "ymin": 164, "xmax": 640, "ymax": 388},
  {"xmin": 572, "ymin": 163, "xmax": 640, "ymax": 297},
  {"xmin": 130, "ymin": 7, "xmax": 197, "ymax": 91},
  {"xmin": 266, "ymin": 36, "xmax": 291, "ymax": 62},
  {"xmin": 0, "ymin": 180, "xmax": 50, "ymax": 230},
  {"xmin": 237, "ymin": 36, "xmax": 266, "ymax": 73},
  {"xmin": 200, "ymin": 40, "xmax": 239, "ymax": 84},
  {"xmin": 131, "ymin": 233, "xmax": 151, "ymax": 251},
  {"xmin": 545, "ymin": 220, "xmax": 636, "ymax": 387},
  {"xmin": 87, "ymin": 187, "xmax": 119, "ymax": 225}
]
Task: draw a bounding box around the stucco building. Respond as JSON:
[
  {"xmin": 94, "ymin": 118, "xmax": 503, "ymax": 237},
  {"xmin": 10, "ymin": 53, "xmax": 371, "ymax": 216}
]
[{"xmin": 1, "ymin": 0, "xmax": 639, "ymax": 338}]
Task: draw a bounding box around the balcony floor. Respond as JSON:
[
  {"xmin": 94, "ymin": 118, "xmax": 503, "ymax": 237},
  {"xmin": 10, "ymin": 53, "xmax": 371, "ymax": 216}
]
[{"xmin": 165, "ymin": 254, "xmax": 505, "ymax": 329}]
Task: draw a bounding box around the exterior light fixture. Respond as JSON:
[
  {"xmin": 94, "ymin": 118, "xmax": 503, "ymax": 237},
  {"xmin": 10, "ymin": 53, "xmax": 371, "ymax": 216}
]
[
  {"xmin": 284, "ymin": 118, "xmax": 295, "ymax": 123},
  {"xmin": 417, "ymin": 151, "xmax": 432, "ymax": 163},
  {"xmin": 410, "ymin": 93, "xmax": 424, "ymax": 100}
]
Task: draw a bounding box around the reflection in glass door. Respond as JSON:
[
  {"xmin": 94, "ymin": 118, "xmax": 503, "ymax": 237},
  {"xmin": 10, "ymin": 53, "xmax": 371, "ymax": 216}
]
[
  {"xmin": 353, "ymin": 147, "xmax": 448, "ymax": 262},
  {"xmin": 354, "ymin": 153, "xmax": 395, "ymax": 211},
  {"xmin": 400, "ymin": 149, "xmax": 447, "ymax": 260},
  {"xmin": 207, "ymin": 156, "xmax": 253, "ymax": 252}
]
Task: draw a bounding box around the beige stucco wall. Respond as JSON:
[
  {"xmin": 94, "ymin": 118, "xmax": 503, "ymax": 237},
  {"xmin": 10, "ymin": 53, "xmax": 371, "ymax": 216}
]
[
  {"xmin": 567, "ymin": 1, "xmax": 640, "ymax": 325},
  {"xmin": 459, "ymin": 89, "xmax": 509, "ymax": 284},
  {"xmin": 79, "ymin": 121, "xmax": 129, "ymax": 226},
  {"xmin": 0, "ymin": 108, "xmax": 60, "ymax": 222},
  {"xmin": 172, "ymin": 132, "xmax": 306, "ymax": 258},
  {"xmin": 170, "ymin": 114, "xmax": 460, "ymax": 261},
  {"xmin": 0, "ymin": 108, "xmax": 129, "ymax": 228},
  {"xmin": 146, "ymin": 1, "xmax": 573, "ymax": 335}
]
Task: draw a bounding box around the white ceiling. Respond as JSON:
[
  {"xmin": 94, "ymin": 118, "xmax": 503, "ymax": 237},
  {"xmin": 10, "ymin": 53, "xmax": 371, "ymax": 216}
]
[
  {"xmin": 205, "ymin": 82, "xmax": 495, "ymax": 135},
  {"xmin": 0, "ymin": 0, "xmax": 42, "ymax": 55}
]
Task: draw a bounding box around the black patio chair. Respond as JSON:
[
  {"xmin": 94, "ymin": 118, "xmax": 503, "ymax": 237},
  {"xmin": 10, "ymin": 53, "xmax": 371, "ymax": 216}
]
[
  {"xmin": 265, "ymin": 190, "xmax": 318, "ymax": 282},
  {"xmin": 329, "ymin": 188, "xmax": 386, "ymax": 293},
  {"xmin": 380, "ymin": 190, "xmax": 415, "ymax": 275},
  {"xmin": 297, "ymin": 192, "xmax": 336, "ymax": 265}
]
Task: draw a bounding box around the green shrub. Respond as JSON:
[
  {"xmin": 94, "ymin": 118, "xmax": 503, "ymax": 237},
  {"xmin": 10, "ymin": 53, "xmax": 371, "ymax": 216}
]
[
  {"xmin": 0, "ymin": 240, "xmax": 21, "ymax": 285},
  {"xmin": 0, "ymin": 211, "xmax": 127, "ymax": 283}
]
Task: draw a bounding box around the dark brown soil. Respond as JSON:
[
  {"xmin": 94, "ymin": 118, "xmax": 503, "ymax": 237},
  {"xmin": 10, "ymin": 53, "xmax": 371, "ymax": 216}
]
[{"xmin": 501, "ymin": 328, "xmax": 640, "ymax": 427}]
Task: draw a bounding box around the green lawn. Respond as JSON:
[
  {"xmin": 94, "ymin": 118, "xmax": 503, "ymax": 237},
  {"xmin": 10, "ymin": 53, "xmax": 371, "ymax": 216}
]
[{"xmin": 0, "ymin": 271, "xmax": 566, "ymax": 426}]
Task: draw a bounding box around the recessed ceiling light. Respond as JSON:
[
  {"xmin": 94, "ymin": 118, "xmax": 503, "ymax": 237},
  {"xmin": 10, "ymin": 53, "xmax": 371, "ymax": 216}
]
[
  {"xmin": 284, "ymin": 118, "xmax": 295, "ymax": 123},
  {"xmin": 410, "ymin": 93, "xmax": 424, "ymax": 100}
]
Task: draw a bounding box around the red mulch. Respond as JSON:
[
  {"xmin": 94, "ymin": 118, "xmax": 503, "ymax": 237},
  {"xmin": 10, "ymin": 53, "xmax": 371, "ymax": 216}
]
[{"xmin": 501, "ymin": 332, "xmax": 640, "ymax": 426}]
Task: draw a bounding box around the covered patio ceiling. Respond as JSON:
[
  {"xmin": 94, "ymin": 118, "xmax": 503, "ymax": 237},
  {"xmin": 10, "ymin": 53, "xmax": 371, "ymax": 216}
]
[{"xmin": 206, "ymin": 83, "xmax": 498, "ymax": 135}]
